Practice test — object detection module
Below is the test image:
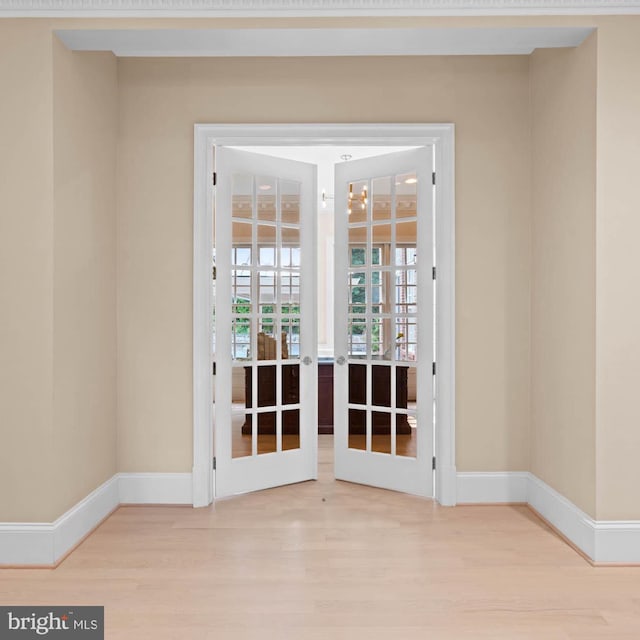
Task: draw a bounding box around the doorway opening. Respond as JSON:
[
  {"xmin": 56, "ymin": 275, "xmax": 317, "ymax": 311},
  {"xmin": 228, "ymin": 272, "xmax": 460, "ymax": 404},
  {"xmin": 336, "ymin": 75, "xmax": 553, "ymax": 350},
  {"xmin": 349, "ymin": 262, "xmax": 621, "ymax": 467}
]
[
  {"xmin": 227, "ymin": 144, "xmax": 419, "ymax": 461},
  {"xmin": 192, "ymin": 124, "xmax": 456, "ymax": 508}
]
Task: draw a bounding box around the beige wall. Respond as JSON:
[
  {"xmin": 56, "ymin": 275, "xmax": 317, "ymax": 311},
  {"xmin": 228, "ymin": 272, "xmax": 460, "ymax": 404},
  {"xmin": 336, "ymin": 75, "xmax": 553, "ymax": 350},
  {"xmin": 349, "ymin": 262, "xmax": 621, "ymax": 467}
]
[
  {"xmin": 8, "ymin": 16, "xmax": 640, "ymax": 523},
  {"xmin": 0, "ymin": 26, "xmax": 117, "ymax": 522},
  {"xmin": 0, "ymin": 22, "xmax": 55, "ymax": 522},
  {"xmin": 51, "ymin": 38, "xmax": 118, "ymax": 520},
  {"xmin": 117, "ymin": 55, "xmax": 532, "ymax": 473},
  {"xmin": 529, "ymin": 36, "xmax": 598, "ymax": 517},
  {"xmin": 594, "ymin": 19, "xmax": 640, "ymax": 521}
]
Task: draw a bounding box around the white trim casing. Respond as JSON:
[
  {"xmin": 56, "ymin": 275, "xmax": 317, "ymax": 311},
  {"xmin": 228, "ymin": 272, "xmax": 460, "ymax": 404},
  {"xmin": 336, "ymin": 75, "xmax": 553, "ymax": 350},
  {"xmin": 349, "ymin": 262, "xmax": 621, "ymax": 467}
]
[
  {"xmin": 3, "ymin": 1, "xmax": 640, "ymax": 18},
  {"xmin": 456, "ymin": 471, "xmax": 640, "ymax": 564},
  {"xmin": 434, "ymin": 125, "xmax": 456, "ymax": 506},
  {"xmin": 192, "ymin": 126, "xmax": 214, "ymax": 508},
  {"xmin": 193, "ymin": 123, "xmax": 457, "ymax": 507}
]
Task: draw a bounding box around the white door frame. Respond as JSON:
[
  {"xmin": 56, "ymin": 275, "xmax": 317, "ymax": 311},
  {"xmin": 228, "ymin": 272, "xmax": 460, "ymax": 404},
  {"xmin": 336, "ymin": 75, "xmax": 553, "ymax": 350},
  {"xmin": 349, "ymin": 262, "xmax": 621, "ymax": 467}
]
[{"xmin": 193, "ymin": 123, "xmax": 456, "ymax": 508}]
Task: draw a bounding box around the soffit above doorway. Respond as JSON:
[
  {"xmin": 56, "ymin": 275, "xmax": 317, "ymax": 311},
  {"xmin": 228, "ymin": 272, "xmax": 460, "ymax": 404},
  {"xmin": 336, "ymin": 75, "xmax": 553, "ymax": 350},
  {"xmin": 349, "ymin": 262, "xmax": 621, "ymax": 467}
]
[{"xmin": 55, "ymin": 26, "xmax": 594, "ymax": 56}]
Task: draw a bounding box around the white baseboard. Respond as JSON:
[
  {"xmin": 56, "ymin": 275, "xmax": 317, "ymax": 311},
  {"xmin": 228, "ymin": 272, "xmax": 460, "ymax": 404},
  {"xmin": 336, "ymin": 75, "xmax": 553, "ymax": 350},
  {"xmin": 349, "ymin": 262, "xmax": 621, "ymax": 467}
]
[
  {"xmin": 457, "ymin": 471, "xmax": 529, "ymax": 503},
  {"xmin": 527, "ymin": 473, "xmax": 596, "ymax": 560},
  {"xmin": 3, "ymin": 470, "xmax": 639, "ymax": 565},
  {"xmin": 118, "ymin": 472, "xmax": 193, "ymax": 504},
  {"xmin": 0, "ymin": 472, "xmax": 192, "ymax": 566},
  {"xmin": 594, "ymin": 521, "xmax": 640, "ymax": 564},
  {"xmin": 0, "ymin": 524, "xmax": 54, "ymax": 566},
  {"xmin": 457, "ymin": 471, "xmax": 640, "ymax": 563},
  {"xmin": 53, "ymin": 475, "xmax": 120, "ymax": 563},
  {"xmin": 0, "ymin": 475, "xmax": 119, "ymax": 566}
]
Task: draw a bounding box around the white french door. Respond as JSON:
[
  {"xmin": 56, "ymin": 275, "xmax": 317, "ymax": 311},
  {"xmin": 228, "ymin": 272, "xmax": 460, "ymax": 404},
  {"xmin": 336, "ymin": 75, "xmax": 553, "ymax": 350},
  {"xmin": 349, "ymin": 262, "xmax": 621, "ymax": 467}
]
[
  {"xmin": 214, "ymin": 148, "xmax": 317, "ymax": 497},
  {"xmin": 334, "ymin": 148, "xmax": 434, "ymax": 497}
]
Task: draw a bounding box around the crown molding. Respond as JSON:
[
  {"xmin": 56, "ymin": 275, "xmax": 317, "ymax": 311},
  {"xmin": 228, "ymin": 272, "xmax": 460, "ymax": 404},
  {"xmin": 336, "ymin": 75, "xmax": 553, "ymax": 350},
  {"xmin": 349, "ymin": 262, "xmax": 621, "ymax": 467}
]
[{"xmin": 1, "ymin": 0, "xmax": 640, "ymax": 18}]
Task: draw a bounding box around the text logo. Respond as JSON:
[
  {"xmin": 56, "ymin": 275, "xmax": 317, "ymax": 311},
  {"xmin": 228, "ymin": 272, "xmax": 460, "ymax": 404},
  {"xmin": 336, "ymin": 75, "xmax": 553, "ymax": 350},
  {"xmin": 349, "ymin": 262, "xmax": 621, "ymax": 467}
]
[{"xmin": 0, "ymin": 607, "xmax": 103, "ymax": 639}]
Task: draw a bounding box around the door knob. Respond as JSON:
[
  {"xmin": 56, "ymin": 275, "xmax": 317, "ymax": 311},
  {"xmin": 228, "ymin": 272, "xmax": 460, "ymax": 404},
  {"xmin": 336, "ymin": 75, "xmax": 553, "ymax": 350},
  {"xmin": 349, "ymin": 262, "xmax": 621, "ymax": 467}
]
[
  {"xmin": 336, "ymin": 356, "xmax": 346, "ymax": 366},
  {"xmin": 302, "ymin": 356, "xmax": 312, "ymax": 365}
]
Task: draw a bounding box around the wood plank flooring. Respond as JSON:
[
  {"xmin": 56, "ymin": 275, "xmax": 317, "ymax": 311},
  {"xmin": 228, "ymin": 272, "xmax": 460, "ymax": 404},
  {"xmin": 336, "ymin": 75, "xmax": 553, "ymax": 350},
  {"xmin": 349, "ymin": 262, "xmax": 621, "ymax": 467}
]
[{"xmin": 1, "ymin": 436, "xmax": 640, "ymax": 639}]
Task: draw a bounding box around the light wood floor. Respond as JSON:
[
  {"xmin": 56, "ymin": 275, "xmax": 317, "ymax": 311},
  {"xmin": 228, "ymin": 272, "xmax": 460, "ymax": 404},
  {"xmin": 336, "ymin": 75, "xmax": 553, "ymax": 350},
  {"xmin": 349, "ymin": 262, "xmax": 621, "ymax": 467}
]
[{"xmin": 2, "ymin": 436, "xmax": 640, "ymax": 639}]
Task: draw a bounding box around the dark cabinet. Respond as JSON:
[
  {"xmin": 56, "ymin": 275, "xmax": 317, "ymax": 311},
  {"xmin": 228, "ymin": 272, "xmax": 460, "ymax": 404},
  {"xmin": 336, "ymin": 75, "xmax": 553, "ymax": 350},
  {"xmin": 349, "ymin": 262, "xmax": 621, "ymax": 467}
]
[
  {"xmin": 318, "ymin": 362, "xmax": 334, "ymax": 434},
  {"xmin": 241, "ymin": 365, "xmax": 300, "ymax": 434},
  {"xmin": 241, "ymin": 362, "xmax": 410, "ymax": 435},
  {"xmin": 348, "ymin": 364, "xmax": 410, "ymax": 434}
]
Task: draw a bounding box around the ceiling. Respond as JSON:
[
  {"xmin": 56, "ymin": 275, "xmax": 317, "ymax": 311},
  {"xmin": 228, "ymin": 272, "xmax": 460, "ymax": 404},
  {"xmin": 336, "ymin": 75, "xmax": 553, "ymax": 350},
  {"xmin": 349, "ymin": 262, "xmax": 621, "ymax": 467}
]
[{"xmin": 56, "ymin": 26, "xmax": 595, "ymax": 57}]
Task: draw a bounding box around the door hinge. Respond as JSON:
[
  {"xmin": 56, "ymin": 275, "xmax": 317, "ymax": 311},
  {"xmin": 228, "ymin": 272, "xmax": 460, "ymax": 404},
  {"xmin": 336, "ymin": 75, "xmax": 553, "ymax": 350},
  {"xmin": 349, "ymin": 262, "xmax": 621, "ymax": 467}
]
[
  {"xmin": 432, "ymin": 456, "xmax": 436, "ymax": 470},
  {"xmin": 212, "ymin": 171, "xmax": 217, "ymax": 187},
  {"xmin": 432, "ymin": 362, "xmax": 436, "ymax": 375},
  {"xmin": 212, "ymin": 362, "xmax": 216, "ymax": 376},
  {"xmin": 213, "ymin": 457, "xmax": 216, "ymax": 470},
  {"xmin": 432, "ymin": 172, "xmax": 436, "ymax": 185},
  {"xmin": 212, "ymin": 265, "xmax": 216, "ymax": 281},
  {"xmin": 432, "ymin": 266, "xmax": 436, "ymax": 280}
]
